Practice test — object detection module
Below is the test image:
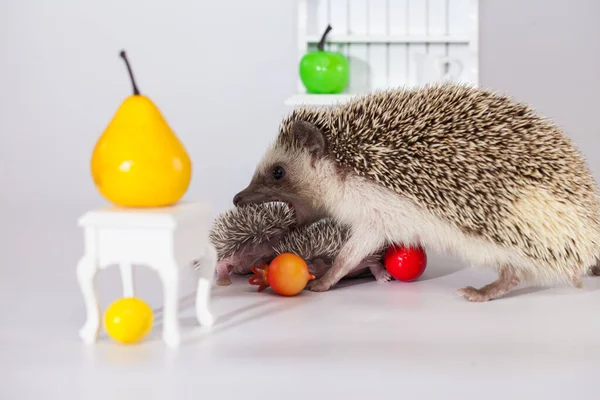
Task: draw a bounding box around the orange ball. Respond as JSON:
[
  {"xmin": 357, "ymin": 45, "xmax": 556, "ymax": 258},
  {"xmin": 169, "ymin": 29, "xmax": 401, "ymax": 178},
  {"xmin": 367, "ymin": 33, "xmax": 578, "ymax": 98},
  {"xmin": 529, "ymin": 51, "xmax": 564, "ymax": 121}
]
[{"xmin": 266, "ymin": 253, "xmax": 315, "ymax": 296}]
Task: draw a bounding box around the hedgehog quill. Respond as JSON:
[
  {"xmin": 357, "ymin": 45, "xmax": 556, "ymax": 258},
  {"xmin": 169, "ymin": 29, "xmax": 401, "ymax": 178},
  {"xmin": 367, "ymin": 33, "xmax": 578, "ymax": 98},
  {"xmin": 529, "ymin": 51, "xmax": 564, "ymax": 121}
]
[
  {"xmin": 208, "ymin": 202, "xmax": 389, "ymax": 285},
  {"xmin": 232, "ymin": 83, "xmax": 600, "ymax": 301},
  {"xmin": 208, "ymin": 202, "xmax": 294, "ymax": 286}
]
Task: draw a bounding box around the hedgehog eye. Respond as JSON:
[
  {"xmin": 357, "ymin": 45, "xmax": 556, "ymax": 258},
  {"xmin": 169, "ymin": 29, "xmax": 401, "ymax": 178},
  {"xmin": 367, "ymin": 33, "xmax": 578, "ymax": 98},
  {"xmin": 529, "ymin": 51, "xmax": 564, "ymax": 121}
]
[{"xmin": 272, "ymin": 166, "xmax": 285, "ymax": 180}]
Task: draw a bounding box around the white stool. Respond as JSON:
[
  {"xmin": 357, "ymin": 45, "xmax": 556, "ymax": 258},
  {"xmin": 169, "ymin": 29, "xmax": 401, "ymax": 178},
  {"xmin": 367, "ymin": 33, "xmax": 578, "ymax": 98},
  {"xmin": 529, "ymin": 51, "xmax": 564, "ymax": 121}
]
[{"xmin": 76, "ymin": 201, "xmax": 217, "ymax": 348}]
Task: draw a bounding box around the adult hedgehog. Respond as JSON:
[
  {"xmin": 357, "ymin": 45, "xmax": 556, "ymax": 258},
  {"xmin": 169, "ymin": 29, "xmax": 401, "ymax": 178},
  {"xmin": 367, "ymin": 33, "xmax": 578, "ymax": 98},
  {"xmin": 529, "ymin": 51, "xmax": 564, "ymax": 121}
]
[{"xmin": 233, "ymin": 83, "xmax": 600, "ymax": 301}]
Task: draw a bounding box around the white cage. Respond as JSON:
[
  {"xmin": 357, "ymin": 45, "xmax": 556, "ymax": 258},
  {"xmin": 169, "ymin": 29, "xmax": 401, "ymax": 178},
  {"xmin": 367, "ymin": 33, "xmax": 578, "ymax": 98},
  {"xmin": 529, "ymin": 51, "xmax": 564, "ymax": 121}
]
[{"xmin": 286, "ymin": 0, "xmax": 479, "ymax": 106}]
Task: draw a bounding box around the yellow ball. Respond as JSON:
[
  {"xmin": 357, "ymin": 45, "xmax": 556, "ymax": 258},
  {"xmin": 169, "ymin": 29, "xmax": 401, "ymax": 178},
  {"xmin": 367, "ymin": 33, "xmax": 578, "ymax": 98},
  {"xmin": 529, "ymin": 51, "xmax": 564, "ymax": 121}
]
[{"xmin": 103, "ymin": 297, "xmax": 153, "ymax": 344}]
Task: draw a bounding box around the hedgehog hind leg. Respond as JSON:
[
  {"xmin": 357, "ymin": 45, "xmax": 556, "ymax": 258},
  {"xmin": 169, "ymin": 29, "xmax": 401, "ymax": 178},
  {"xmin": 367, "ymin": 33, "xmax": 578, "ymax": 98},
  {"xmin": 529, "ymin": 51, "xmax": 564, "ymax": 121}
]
[{"xmin": 456, "ymin": 265, "xmax": 521, "ymax": 302}]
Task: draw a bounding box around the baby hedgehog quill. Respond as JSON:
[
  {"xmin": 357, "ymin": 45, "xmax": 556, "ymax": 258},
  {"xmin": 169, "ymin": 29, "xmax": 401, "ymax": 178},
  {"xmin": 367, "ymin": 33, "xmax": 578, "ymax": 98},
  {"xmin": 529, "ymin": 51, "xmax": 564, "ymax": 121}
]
[
  {"xmin": 209, "ymin": 202, "xmax": 294, "ymax": 286},
  {"xmin": 272, "ymin": 218, "xmax": 389, "ymax": 282},
  {"xmin": 233, "ymin": 82, "xmax": 600, "ymax": 300},
  {"xmin": 208, "ymin": 202, "xmax": 389, "ymax": 286}
]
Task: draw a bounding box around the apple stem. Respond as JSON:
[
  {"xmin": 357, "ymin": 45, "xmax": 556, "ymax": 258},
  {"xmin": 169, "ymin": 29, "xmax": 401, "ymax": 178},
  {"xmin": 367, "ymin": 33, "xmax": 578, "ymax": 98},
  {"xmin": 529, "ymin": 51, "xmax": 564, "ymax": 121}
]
[
  {"xmin": 119, "ymin": 50, "xmax": 140, "ymax": 95},
  {"xmin": 317, "ymin": 24, "xmax": 333, "ymax": 51}
]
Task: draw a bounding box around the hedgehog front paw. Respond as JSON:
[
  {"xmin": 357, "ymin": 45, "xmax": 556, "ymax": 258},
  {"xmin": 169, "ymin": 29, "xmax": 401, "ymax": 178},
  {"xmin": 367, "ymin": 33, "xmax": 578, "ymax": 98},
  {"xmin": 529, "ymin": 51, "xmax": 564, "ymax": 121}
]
[
  {"xmin": 306, "ymin": 277, "xmax": 333, "ymax": 292},
  {"xmin": 373, "ymin": 269, "xmax": 393, "ymax": 283}
]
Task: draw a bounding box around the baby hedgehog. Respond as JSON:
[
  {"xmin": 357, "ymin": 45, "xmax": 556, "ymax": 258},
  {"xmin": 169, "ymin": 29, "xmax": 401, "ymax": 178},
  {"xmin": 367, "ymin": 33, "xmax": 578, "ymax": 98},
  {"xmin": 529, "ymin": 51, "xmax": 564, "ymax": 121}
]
[
  {"xmin": 209, "ymin": 202, "xmax": 294, "ymax": 286},
  {"xmin": 232, "ymin": 82, "xmax": 600, "ymax": 300},
  {"xmin": 272, "ymin": 218, "xmax": 389, "ymax": 281},
  {"xmin": 208, "ymin": 202, "xmax": 390, "ymax": 285}
]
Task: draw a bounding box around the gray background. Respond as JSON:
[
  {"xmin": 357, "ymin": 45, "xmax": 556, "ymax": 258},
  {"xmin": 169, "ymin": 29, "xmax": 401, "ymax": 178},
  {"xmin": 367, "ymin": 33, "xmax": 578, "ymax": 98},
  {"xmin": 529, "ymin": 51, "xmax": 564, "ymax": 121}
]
[
  {"xmin": 1, "ymin": 0, "xmax": 599, "ymax": 226},
  {"xmin": 1, "ymin": 1, "xmax": 600, "ymax": 398}
]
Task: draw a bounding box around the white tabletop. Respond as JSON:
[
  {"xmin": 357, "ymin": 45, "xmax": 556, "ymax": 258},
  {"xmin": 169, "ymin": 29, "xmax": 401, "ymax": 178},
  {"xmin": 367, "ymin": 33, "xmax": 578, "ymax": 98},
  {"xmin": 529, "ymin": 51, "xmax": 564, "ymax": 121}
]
[{"xmin": 78, "ymin": 201, "xmax": 212, "ymax": 229}]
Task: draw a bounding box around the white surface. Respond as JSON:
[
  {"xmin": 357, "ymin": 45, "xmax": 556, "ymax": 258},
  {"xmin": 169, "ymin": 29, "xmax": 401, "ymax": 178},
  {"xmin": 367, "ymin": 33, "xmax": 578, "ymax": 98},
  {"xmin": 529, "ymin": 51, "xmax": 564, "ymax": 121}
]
[
  {"xmin": 3, "ymin": 216, "xmax": 600, "ymax": 399},
  {"xmin": 76, "ymin": 202, "xmax": 217, "ymax": 347},
  {"xmin": 78, "ymin": 202, "xmax": 212, "ymax": 228}
]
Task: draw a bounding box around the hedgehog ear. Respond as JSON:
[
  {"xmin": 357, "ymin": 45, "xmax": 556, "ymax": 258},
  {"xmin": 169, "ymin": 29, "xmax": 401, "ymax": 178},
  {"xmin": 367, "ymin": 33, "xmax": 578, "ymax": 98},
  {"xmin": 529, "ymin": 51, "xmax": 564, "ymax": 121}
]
[{"xmin": 290, "ymin": 120, "xmax": 325, "ymax": 158}]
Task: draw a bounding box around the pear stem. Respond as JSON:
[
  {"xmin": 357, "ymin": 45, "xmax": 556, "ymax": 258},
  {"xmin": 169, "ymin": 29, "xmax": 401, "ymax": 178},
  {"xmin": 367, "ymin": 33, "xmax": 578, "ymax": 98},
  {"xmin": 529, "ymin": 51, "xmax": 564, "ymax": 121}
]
[
  {"xmin": 119, "ymin": 50, "xmax": 140, "ymax": 95},
  {"xmin": 317, "ymin": 25, "xmax": 332, "ymax": 51}
]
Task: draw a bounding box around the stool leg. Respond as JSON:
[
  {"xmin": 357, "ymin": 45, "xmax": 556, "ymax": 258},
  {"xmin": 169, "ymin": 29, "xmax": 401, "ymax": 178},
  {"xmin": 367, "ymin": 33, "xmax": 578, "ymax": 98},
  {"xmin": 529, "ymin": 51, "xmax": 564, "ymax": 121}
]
[
  {"xmin": 119, "ymin": 262, "xmax": 134, "ymax": 297},
  {"xmin": 77, "ymin": 256, "xmax": 100, "ymax": 344},
  {"xmin": 195, "ymin": 243, "xmax": 217, "ymax": 327},
  {"xmin": 159, "ymin": 260, "xmax": 181, "ymax": 348}
]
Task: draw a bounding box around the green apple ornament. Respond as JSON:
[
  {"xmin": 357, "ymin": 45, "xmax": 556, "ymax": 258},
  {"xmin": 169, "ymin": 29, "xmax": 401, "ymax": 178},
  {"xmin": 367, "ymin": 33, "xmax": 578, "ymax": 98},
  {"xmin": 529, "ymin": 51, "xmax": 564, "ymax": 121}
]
[{"xmin": 299, "ymin": 25, "xmax": 350, "ymax": 94}]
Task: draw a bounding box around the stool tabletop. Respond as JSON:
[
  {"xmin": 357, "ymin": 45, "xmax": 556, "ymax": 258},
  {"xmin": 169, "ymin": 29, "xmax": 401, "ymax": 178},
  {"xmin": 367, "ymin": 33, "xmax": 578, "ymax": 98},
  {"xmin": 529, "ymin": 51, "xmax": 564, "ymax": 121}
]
[{"xmin": 78, "ymin": 201, "xmax": 212, "ymax": 229}]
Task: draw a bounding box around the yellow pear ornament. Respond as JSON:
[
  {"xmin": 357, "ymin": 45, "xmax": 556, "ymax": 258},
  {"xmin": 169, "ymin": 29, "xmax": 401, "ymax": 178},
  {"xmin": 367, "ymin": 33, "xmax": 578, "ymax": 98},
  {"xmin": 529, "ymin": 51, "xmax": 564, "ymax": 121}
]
[{"xmin": 91, "ymin": 50, "xmax": 192, "ymax": 207}]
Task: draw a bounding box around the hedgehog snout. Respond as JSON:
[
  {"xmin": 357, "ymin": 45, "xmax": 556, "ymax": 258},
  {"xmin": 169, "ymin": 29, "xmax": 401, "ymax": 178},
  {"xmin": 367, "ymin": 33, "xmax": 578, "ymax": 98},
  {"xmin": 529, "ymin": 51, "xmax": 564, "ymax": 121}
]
[
  {"xmin": 232, "ymin": 192, "xmax": 243, "ymax": 206},
  {"xmin": 232, "ymin": 186, "xmax": 261, "ymax": 206},
  {"xmin": 232, "ymin": 185, "xmax": 277, "ymax": 207}
]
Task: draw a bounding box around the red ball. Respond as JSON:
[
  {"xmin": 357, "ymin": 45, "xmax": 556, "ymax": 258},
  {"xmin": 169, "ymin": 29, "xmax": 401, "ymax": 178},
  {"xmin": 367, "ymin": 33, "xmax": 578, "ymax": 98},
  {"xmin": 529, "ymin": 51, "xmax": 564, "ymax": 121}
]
[{"xmin": 384, "ymin": 244, "xmax": 427, "ymax": 282}]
